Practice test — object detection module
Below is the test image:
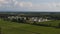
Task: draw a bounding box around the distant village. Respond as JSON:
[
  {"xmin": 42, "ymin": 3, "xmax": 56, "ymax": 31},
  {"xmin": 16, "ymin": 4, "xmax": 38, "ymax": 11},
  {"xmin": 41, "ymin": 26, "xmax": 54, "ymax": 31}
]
[
  {"xmin": 0, "ymin": 12, "xmax": 60, "ymax": 24},
  {"xmin": 7, "ymin": 15, "xmax": 50, "ymax": 23},
  {"xmin": 0, "ymin": 14, "xmax": 53, "ymax": 23}
]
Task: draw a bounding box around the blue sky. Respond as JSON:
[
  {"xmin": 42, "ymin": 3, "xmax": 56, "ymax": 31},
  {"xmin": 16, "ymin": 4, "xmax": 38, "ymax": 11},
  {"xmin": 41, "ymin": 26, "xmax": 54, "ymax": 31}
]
[{"xmin": 0, "ymin": 0, "xmax": 60, "ymax": 11}]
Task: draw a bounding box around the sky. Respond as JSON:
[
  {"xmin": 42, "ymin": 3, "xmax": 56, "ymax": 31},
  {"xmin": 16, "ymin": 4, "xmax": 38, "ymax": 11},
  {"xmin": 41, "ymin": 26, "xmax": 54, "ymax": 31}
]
[{"xmin": 0, "ymin": 0, "xmax": 60, "ymax": 11}]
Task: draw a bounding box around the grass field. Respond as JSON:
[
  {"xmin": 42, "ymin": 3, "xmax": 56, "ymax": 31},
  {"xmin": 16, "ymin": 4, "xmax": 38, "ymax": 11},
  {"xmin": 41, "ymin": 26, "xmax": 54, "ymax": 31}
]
[{"xmin": 1, "ymin": 19, "xmax": 60, "ymax": 34}]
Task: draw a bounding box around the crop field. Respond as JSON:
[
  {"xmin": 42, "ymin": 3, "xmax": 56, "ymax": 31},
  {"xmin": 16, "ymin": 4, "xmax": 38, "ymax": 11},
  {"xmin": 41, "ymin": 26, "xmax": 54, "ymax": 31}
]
[{"xmin": 1, "ymin": 19, "xmax": 60, "ymax": 34}]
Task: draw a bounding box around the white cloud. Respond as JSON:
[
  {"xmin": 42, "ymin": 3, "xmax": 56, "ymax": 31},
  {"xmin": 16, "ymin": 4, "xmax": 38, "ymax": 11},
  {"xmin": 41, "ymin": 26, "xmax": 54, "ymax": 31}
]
[
  {"xmin": 12, "ymin": 0, "xmax": 18, "ymax": 5},
  {"xmin": 26, "ymin": 2, "xmax": 60, "ymax": 11},
  {"xmin": 48, "ymin": 2, "xmax": 60, "ymax": 10},
  {"xmin": 0, "ymin": 0, "xmax": 8, "ymax": 4},
  {"xmin": 19, "ymin": 2, "xmax": 32, "ymax": 8},
  {"xmin": 0, "ymin": 0, "xmax": 9, "ymax": 7},
  {"xmin": 0, "ymin": 0, "xmax": 19, "ymax": 8},
  {"xmin": 0, "ymin": 0, "xmax": 60, "ymax": 11}
]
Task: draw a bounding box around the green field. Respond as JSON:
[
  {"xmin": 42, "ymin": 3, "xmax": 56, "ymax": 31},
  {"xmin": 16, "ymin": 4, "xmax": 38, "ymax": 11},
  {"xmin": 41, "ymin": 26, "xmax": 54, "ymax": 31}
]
[{"xmin": 1, "ymin": 19, "xmax": 60, "ymax": 34}]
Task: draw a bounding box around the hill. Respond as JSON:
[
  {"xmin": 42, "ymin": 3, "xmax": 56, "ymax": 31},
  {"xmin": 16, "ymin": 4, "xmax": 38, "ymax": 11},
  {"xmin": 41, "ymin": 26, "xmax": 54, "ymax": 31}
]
[{"xmin": 1, "ymin": 19, "xmax": 60, "ymax": 34}]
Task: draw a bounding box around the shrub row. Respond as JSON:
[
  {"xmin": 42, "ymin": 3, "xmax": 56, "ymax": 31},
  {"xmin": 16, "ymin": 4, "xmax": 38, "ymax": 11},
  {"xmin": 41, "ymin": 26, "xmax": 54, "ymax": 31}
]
[{"xmin": 3, "ymin": 18, "xmax": 60, "ymax": 28}]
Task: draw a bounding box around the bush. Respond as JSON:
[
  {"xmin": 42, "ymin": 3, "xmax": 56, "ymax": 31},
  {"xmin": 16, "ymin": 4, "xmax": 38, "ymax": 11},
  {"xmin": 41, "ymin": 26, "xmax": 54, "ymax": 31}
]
[
  {"xmin": 11, "ymin": 18, "xmax": 17, "ymax": 22},
  {"xmin": 58, "ymin": 23, "xmax": 60, "ymax": 28},
  {"xmin": 48, "ymin": 23, "xmax": 52, "ymax": 27}
]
